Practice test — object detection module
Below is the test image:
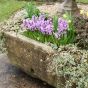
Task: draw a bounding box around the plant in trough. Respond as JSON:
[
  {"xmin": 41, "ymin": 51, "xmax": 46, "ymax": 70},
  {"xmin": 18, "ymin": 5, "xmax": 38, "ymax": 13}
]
[
  {"xmin": 22, "ymin": 12, "xmax": 76, "ymax": 47},
  {"xmin": 26, "ymin": 2, "xmax": 40, "ymax": 18}
]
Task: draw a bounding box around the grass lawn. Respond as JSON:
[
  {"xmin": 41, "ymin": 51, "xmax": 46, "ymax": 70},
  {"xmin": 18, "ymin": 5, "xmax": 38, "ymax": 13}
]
[
  {"xmin": 0, "ymin": 0, "xmax": 43, "ymax": 22},
  {"xmin": 0, "ymin": 0, "xmax": 26, "ymax": 22},
  {"xmin": 77, "ymin": 0, "xmax": 88, "ymax": 4}
]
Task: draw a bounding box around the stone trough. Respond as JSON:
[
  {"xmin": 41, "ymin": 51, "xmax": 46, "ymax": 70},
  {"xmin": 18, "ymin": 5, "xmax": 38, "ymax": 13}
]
[
  {"xmin": 4, "ymin": 32, "xmax": 59, "ymax": 87},
  {"xmin": 3, "ymin": 32, "xmax": 88, "ymax": 88}
]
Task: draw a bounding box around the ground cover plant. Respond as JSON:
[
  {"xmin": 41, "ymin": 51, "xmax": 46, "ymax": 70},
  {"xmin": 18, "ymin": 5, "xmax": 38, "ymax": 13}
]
[{"xmin": 55, "ymin": 45, "xmax": 88, "ymax": 88}]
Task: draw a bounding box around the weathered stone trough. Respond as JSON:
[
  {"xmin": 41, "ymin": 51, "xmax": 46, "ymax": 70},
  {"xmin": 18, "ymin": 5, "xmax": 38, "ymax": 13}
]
[
  {"xmin": 4, "ymin": 32, "xmax": 59, "ymax": 87},
  {"xmin": 3, "ymin": 32, "xmax": 88, "ymax": 88}
]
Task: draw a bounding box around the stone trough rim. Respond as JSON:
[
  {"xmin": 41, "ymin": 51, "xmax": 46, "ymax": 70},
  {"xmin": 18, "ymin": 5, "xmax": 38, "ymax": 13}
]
[{"xmin": 3, "ymin": 31, "xmax": 56, "ymax": 54}]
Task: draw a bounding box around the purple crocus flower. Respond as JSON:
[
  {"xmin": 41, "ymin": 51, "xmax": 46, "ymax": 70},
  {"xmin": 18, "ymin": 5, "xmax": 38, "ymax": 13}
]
[
  {"xmin": 45, "ymin": 24, "xmax": 53, "ymax": 35},
  {"xmin": 27, "ymin": 20, "xmax": 36, "ymax": 31},
  {"xmin": 39, "ymin": 19, "xmax": 53, "ymax": 35},
  {"xmin": 22, "ymin": 19, "xmax": 30, "ymax": 28},
  {"xmin": 57, "ymin": 18, "xmax": 68, "ymax": 38},
  {"xmin": 58, "ymin": 18, "xmax": 68, "ymax": 32},
  {"xmin": 22, "ymin": 16, "xmax": 38, "ymax": 31},
  {"xmin": 38, "ymin": 14, "xmax": 45, "ymax": 21},
  {"xmin": 32, "ymin": 15, "xmax": 38, "ymax": 22},
  {"xmin": 22, "ymin": 15, "xmax": 53, "ymax": 35}
]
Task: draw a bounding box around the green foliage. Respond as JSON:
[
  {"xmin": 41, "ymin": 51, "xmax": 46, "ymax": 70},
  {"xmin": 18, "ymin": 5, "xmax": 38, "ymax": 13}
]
[
  {"xmin": 53, "ymin": 15, "xmax": 58, "ymax": 32},
  {"xmin": 26, "ymin": 2, "xmax": 40, "ymax": 18},
  {"xmin": 54, "ymin": 46, "xmax": 88, "ymax": 88},
  {"xmin": 60, "ymin": 12, "xmax": 76, "ymax": 45},
  {"xmin": 23, "ymin": 31, "xmax": 57, "ymax": 45}
]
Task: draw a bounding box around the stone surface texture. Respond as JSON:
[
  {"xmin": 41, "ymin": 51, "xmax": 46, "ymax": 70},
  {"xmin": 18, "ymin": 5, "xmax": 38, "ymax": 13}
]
[
  {"xmin": 3, "ymin": 32, "xmax": 88, "ymax": 88},
  {"xmin": 4, "ymin": 32, "xmax": 58, "ymax": 87},
  {"xmin": 57, "ymin": 0, "xmax": 79, "ymax": 14}
]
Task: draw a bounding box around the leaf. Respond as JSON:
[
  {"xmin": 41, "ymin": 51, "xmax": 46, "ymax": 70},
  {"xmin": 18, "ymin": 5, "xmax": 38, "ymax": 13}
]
[
  {"xmin": 53, "ymin": 15, "xmax": 58, "ymax": 32},
  {"xmin": 26, "ymin": 2, "xmax": 40, "ymax": 18}
]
